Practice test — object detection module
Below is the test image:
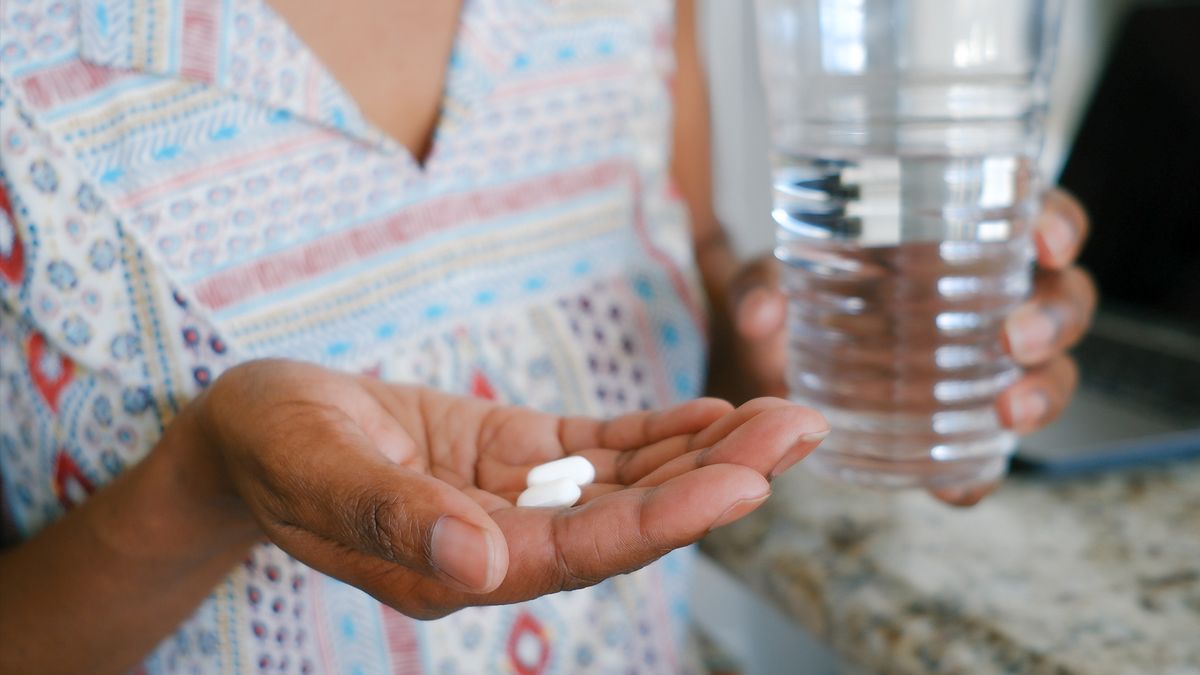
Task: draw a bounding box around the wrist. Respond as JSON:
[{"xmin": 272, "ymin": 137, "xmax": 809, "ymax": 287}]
[
  {"xmin": 694, "ymin": 226, "xmax": 740, "ymax": 310},
  {"xmin": 98, "ymin": 401, "xmax": 262, "ymax": 566},
  {"xmin": 161, "ymin": 399, "xmax": 262, "ymax": 546}
]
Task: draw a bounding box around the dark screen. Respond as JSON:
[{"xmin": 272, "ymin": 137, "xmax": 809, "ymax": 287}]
[{"xmin": 1059, "ymin": 4, "xmax": 1200, "ymax": 333}]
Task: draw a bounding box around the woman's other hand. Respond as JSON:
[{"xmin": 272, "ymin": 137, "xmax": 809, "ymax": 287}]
[{"xmin": 716, "ymin": 188, "xmax": 1097, "ymax": 506}]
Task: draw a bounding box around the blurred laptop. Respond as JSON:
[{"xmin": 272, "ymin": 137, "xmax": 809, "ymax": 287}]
[{"xmin": 1015, "ymin": 3, "xmax": 1200, "ymax": 475}]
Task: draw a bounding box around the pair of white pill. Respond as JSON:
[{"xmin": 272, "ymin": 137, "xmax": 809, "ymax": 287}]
[{"xmin": 516, "ymin": 456, "xmax": 596, "ymax": 508}]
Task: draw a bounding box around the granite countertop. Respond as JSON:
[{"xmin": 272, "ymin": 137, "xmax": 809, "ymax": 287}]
[{"xmin": 701, "ymin": 461, "xmax": 1200, "ymax": 675}]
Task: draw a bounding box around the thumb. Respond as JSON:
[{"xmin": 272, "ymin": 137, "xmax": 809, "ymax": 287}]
[
  {"xmin": 256, "ymin": 422, "xmax": 509, "ymax": 594},
  {"xmin": 730, "ymin": 256, "xmax": 786, "ymax": 340},
  {"xmin": 344, "ymin": 467, "xmax": 509, "ymax": 594}
]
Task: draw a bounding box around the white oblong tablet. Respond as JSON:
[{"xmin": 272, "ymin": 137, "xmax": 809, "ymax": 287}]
[
  {"xmin": 516, "ymin": 478, "xmax": 582, "ymax": 508},
  {"xmin": 526, "ymin": 456, "xmax": 596, "ymax": 488}
]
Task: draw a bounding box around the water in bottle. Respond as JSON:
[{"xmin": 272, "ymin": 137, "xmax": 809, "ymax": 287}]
[{"xmin": 756, "ymin": 0, "xmax": 1061, "ymax": 489}]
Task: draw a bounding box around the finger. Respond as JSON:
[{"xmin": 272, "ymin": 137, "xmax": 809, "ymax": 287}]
[
  {"xmin": 473, "ymin": 399, "xmax": 731, "ymax": 492},
  {"xmin": 730, "ymin": 322, "xmax": 790, "ymax": 399},
  {"xmin": 346, "ymin": 466, "xmax": 771, "ymax": 616},
  {"xmin": 698, "ymin": 404, "xmax": 828, "ymax": 477},
  {"xmin": 249, "ymin": 412, "xmax": 508, "ymax": 594},
  {"xmin": 631, "ymin": 449, "xmax": 707, "ymax": 488},
  {"xmin": 737, "ymin": 286, "xmax": 787, "ymax": 341},
  {"xmin": 688, "ymin": 397, "xmax": 792, "ymax": 450},
  {"xmin": 1034, "ymin": 189, "xmax": 1090, "ymax": 270},
  {"xmin": 580, "ymin": 399, "xmax": 804, "ymax": 487},
  {"xmin": 491, "ymin": 429, "xmax": 716, "ymax": 494},
  {"xmin": 493, "ymin": 464, "xmax": 770, "ymax": 600},
  {"xmin": 996, "ymin": 354, "xmax": 1080, "ymax": 435},
  {"xmin": 731, "ymin": 257, "xmax": 786, "ymax": 340},
  {"xmin": 493, "ymin": 481, "xmax": 624, "ymax": 506},
  {"xmin": 579, "ymin": 483, "xmax": 624, "ymax": 503},
  {"xmin": 492, "ymin": 401, "xmax": 827, "ymax": 493},
  {"xmin": 929, "ymin": 480, "xmax": 1000, "ymax": 508},
  {"xmin": 265, "ymin": 523, "xmax": 445, "ymax": 618},
  {"xmin": 575, "ymin": 438, "xmax": 690, "ymax": 485},
  {"xmin": 319, "ymin": 466, "xmax": 505, "ymax": 594},
  {"xmin": 636, "ymin": 406, "xmax": 829, "ymax": 486},
  {"xmin": 1003, "ymin": 267, "xmax": 1098, "ymax": 365},
  {"xmin": 480, "ymin": 445, "xmax": 647, "ymax": 494},
  {"xmin": 494, "ymin": 439, "xmax": 692, "ymax": 491},
  {"xmin": 557, "ymin": 397, "xmax": 732, "ymax": 452}
]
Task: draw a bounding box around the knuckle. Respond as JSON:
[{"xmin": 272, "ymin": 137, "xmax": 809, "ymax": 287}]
[
  {"xmin": 549, "ymin": 516, "xmax": 604, "ymax": 593},
  {"xmin": 634, "ymin": 501, "xmax": 672, "ymax": 567},
  {"xmin": 614, "ymin": 449, "xmax": 638, "ymax": 485},
  {"xmin": 350, "ymin": 488, "xmax": 405, "ymax": 561},
  {"xmin": 752, "ymin": 257, "xmax": 781, "ymax": 282},
  {"xmin": 262, "ymin": 466, "xmax": 319, "ymax": 521},
  {"xmin": 731, "ymin": 257, "xmax": 779, "ymax": 296}
]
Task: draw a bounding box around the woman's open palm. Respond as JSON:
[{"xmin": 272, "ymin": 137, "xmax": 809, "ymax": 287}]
[{"xmin": 196, "ymin": 360, "xmax": 828, "ymax": 619}]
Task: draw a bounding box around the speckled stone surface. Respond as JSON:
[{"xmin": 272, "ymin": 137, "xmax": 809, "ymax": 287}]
[{"xmin": 701, "ymin": 461, "xmax": 1200, "ymax": 675}]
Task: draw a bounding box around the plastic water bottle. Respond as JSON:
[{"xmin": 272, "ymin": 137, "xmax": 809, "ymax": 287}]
[{"xmin": 754, "ymin": 0, "xmax": 1062, "ymax": 490}]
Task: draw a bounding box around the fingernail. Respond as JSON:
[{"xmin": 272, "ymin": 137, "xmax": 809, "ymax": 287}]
[
  {"xmin": 1040, "ymin": 212, "xmax": 1075, "ymax": 261},
  {"xmin": 931, "ymin": 486, "xmax": 970, "ymax": 504},
  {"xmin": 931, "ymin": 482, "xmax": 999, "ymax": 507},
  {"xmin": 769, "ymin": 429, "xmax": 830, "ymax": 479},
  {"xmin": 1007, "ymin": 390, "xmax": 1050, "ymax": 429},
  {"xmin": 799, "ymin": 428, "xmax": 831, "ymax": 445},
  {"xmin": 709, "ymin": 492, "xmax": 770, "ymax": 531},
  {"xmin": 1005, "ymin": 305, "xmax": 1057, "ymax": 362},
  {"xmin": 431, "ymin": 516, "xmax": 496, "ymax": 592}
]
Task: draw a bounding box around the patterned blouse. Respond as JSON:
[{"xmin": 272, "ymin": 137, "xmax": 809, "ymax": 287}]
[{"xmin": 0, "ymin": 0, "xmax": 709, "ymax": 672}]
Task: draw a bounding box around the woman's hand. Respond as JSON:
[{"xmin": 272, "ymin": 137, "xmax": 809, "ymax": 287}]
[
  {"xmin": 715, "ymin": 188, "xmax": 1097, "ymax": 504},
  {"xmin": 193, "ymin": 360, "xmax": 829, "ymax": 618},
  {"xmin": 995, "ymin": 191, "xmax": 1096, "ymax": 433}
]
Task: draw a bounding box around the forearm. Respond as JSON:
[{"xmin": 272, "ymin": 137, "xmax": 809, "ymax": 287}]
[
  {"xmin": 694, "ymin": 225, "xmax": 740, "ymax": 318},
  {"xmin": 695, "ymin": 226, "xmax": 748, "ymax": 399},
  {"xmin": 0, "ymin": 406, "xmax": 261, "ymax": 675},
  {"xmin": 668, "ymin": 0, "xmax": 749, "ymax": 397}
]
